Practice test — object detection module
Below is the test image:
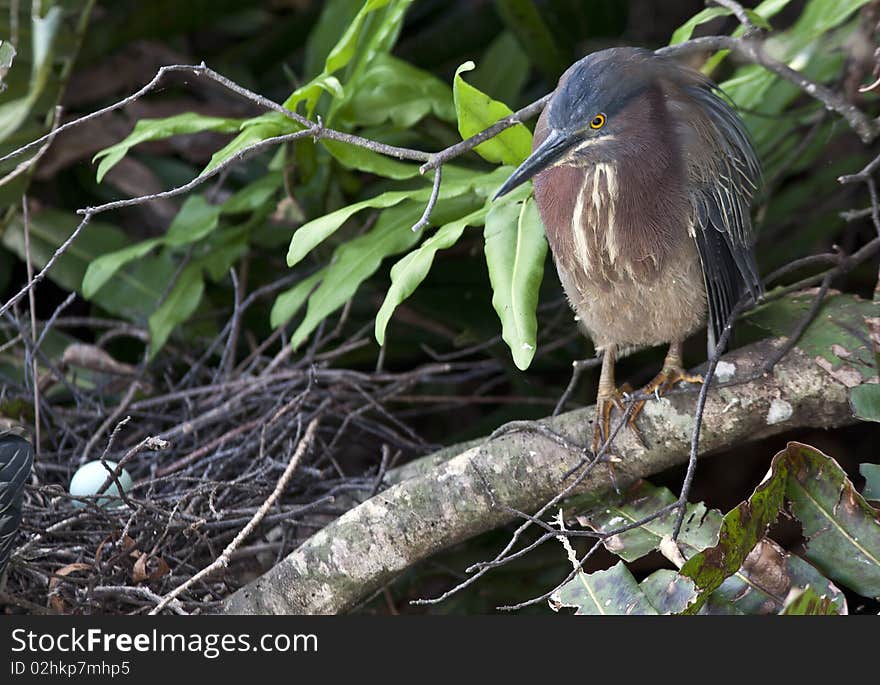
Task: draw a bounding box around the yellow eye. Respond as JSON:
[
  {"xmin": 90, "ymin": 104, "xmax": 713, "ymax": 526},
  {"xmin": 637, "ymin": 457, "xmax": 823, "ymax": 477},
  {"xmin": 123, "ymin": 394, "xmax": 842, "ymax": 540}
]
[{"xmin": 589, "ymin": 113, "xmax": 606, "ymax": 130}]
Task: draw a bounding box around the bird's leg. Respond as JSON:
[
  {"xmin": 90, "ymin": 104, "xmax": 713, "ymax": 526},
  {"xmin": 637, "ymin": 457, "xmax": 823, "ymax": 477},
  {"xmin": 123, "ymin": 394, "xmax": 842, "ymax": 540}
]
[
  {"xmin": 629, "ymin": 341, "xmax": 704, "ymax": 426},
  {"xmin": 592, "ymin": 346, "xmax": 642, "ymax": 455}
]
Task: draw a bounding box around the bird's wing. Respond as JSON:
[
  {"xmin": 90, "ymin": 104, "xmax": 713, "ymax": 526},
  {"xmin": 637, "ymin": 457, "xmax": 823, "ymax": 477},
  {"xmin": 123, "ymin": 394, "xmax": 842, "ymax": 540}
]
[
  {"xmin": 684, "ymin": 83, "xmax": 762, "ymax": 353},
  {"xmin": 0, "ymin": 433, "xmax": 33, "ymax": 575}
]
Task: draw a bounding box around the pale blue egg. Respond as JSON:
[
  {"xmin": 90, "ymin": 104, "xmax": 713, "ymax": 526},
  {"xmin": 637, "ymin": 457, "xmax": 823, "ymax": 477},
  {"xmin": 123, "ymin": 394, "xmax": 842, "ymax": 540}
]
[{"xmin": 69, "ymin": 460, "xmax": 133, "ymax": 508}]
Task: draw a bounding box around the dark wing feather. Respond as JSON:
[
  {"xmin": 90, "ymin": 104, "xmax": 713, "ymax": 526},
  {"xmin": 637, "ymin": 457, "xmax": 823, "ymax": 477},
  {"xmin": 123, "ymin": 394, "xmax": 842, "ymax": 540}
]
[
  {"xmin": 684, "ymin": 83, "xmax": 762, "ymax": 353},
  {"xmin": 0, "ymin": 433, "xmax": 33, "ymax": 575}
]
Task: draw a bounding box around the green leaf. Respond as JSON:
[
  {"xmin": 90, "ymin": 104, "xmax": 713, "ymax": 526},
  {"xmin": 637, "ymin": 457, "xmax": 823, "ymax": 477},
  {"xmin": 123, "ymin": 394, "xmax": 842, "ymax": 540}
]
[
  {"xmin": 335, "ymin": 53, "xmax": 455, "ymax": 128},
  {"xmin": 0, "ymin": 6, "xmax": 63, "ymax": 142},
  {"xmin": 638, "ymin": 570, "xmax": 701, "ymax": 615},
  {"xmin": 850, "ymin": 384, "xmax": 880, "ymax": 423},
  {"xmin": 164, "ymin": 195, "xmax": 222, "ymax": 247},
  {"xmin": 374, "ymin": 204, "xmax": 491, "ymax": 345},
  {"xmin": 82, "ymin": 239, "xmax": 162, "ymax": 298},
  {"xmin": 148, "ymin": 265, "xmax": 205, "ymax": 357},
  {"xmin": 283, "ymin": 0, "xmax": 413, "ymax": 118},
  {"xmin": 221, "ymin": 172, "xmax": 284, "ymax": 215},
  {"xmin": 286, "ymin": 190, "xmax": 413, "ymax": 268},
  {"xmin": 679, "ymin": 454, "xmax": 790, "ymax": 614},
  {"xmin": 94, "ymin": 113, "xmax": 243, "ymax": 182},
  {"xmin": 669, "ymin": 7, "xmax": 730, "ymax": 45},
  {"xmin": 861, "ymin": 463, "xmax": 880, "ymax": 501},
  {"xmin": 452, "ymin": 61, "xmax": 532, "ymax": 166},
  {"xmin": 784, "ymin": 442, "xmax": 880, "ymax": 598},
  {"xmin": 0, "ymin": 40, "xmax": 15, "ymax": 89},
  {"xmin": 469, "ymin": 32, "xmax": 530, "ymax": 107},
  {"xmin": 780, "ymin": 586, "xmax": 841, "ymax": 615},
  {"xmin": 483, "ymin": 195, "xmax": 547, "ymax": 370},
  {"xmin": 549, "ymin": 561, "xmax": 658, "ymax": 615},
  {"xmin": 322, "ymin": 139, "xmax": 421, "ymax": 179},
  {"xmin": 201, "ymin": 119, "xmax": 293, "ymax": 177},
  {"xmin": 285, "ymin": 166, "xmax": 508, "ymax": 268},
  {"xmin": 290, "ymin": 202, "xmax": 426, "ymax": 349},
  {"xmin": 746, "ymin": 291, "xmax": 879, "ymax": 387},
  {"xmin": 270, "ymin": 269, "xmax": 326, "ymax": 329}
]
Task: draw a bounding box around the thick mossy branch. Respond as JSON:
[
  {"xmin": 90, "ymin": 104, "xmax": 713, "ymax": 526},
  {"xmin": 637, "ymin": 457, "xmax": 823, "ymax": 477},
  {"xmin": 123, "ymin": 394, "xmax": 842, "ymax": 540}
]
[{"xmin": 220, "ymin": 338, "xmax": 856, "ymax": 614}]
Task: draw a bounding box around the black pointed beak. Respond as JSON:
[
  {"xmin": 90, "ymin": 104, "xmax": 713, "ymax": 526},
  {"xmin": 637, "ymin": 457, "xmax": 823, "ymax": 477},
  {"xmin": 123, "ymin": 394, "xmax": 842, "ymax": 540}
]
[{"xmin": 493, "ymin": 129, "xmax": 573, "ymax": 200}]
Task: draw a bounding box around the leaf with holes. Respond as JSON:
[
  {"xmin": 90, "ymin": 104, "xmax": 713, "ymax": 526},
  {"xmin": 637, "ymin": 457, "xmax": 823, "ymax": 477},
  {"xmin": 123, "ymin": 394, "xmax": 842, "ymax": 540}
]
[
  {"xmin": 578, "ymin": 480, "xmax": 846, "ymax": 614},
  {"xmin": 550, "ymin": 561, "xmax": 658, "ymax": 615},
  {"xmin": 678, "ymin": 456, "xmax": 789, "ymax": 614},
  {"xmin": 784, "ymin": 442, "xmax": 880, "ymax": 597},
  {"xmin": 780, "ymin": 586, "xmax": 841, "ymax": 615}
]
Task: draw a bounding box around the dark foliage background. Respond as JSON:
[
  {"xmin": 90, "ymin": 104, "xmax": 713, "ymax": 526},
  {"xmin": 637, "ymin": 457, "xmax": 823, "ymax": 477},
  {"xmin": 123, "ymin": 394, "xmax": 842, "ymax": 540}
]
[{"xmin": 0, "ymin": 0, "xmax": 877, "ymax": 614}]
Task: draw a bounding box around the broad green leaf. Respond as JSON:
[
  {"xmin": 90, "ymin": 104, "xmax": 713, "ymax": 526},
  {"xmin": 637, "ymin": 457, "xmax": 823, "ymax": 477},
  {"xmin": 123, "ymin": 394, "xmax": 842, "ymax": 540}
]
[
  {"xmin": 94, "ymin": 113, "xmax": 243, "ymax": 182},
  {"xmin": 784, "ymin": 442, "xmax": 880, "ymax": 597},
  {"xmin": 164, "ymin": 195, "xmax": 222, "ymax": 247},
  {"xmin": 746, "ymin": 291, "xmax": 879, "ymax": 386},
  {"xmin": 484, "ymin": 196, "xmax": 547, "ymax": 370},
  {"xmin": 579, "ymin": 481, "xmax": 721, "ymax": 563},
  {"xmin": 290, "ymin": 202, "xmax": 425, "ymax": 349},
  {"xmin": 82, "ymin": 195, "xmax": 221, "ymax": 297},
  {"xmin": 148, "ymin": 265, "xmax": 205, "ymax": 357},
  {"xmin": 860, "ymin": 463, "xmax": 880, "ymax": 500},
  {"xmin": 452, "ymin": 61, "xmax": 532, "ymax": 166},
  {"xmin": 549, "ymin": 561, "xmax": 658, "ymax": 615},
  {"xmin": 82, "ymin": 239, "xmax": 162, "ymax": 298},
  {"xmin": 335, "ymin": 53, "xmax": 455, "ymax": 128},
  {"xmin": 780, "ymin": 586, "xmax": 841, "ymax": 615},
  {"xmin": 850, "ymin": 384, "xmax": 880, "ymax": 423},
  {"xmin": 639, "ymin": 570, "xmax": 701, "ymax": 614},
  {"xmin": 374, "ymin": 204, "xmax": 491, "ymax": 345},
  {"xmin": 270, "ymin": 269, "xmax": 326, "ymax": 329}
]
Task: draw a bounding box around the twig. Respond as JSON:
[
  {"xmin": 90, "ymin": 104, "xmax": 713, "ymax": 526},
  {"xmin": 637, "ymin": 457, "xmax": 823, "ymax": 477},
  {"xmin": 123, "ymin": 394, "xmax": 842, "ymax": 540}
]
[
  {"xmin": 22, "ymin": 196, "xmax": 39, "ymax": 453},
  {"xmin": 149, "ymin": 417, "xmax": 318, "ymax": 614},
  {"xmin": 710, "ymin": 0, "xmax": 763, "ymax": 37},
  {"xmin": 411, "ymin": 165, "xmax": 442, "ymax": 232}
]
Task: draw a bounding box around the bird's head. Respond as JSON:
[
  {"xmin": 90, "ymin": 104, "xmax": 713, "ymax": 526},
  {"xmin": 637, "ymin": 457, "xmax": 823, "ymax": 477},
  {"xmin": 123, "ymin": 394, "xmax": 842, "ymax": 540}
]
[{"xmin": 495, "ymin": 47, "xmax": 665, "ymax": 199}]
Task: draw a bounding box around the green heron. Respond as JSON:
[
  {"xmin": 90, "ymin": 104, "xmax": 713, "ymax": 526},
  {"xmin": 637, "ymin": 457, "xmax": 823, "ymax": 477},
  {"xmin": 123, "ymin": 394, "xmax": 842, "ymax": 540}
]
[{"xmin": 495, "ymin": 47, "xmax": 761, "ymax": 451}]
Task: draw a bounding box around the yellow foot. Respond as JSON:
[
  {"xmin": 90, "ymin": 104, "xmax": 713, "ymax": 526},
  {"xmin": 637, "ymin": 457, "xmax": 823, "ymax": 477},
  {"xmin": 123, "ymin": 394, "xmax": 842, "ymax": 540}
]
[
  {"xmin": 592, "ymin": 383, "xmax": 647, "ymax": 455},
  {"xmin": 629, "ymin": 365, "xmax": 704, "ymax": 427}
]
